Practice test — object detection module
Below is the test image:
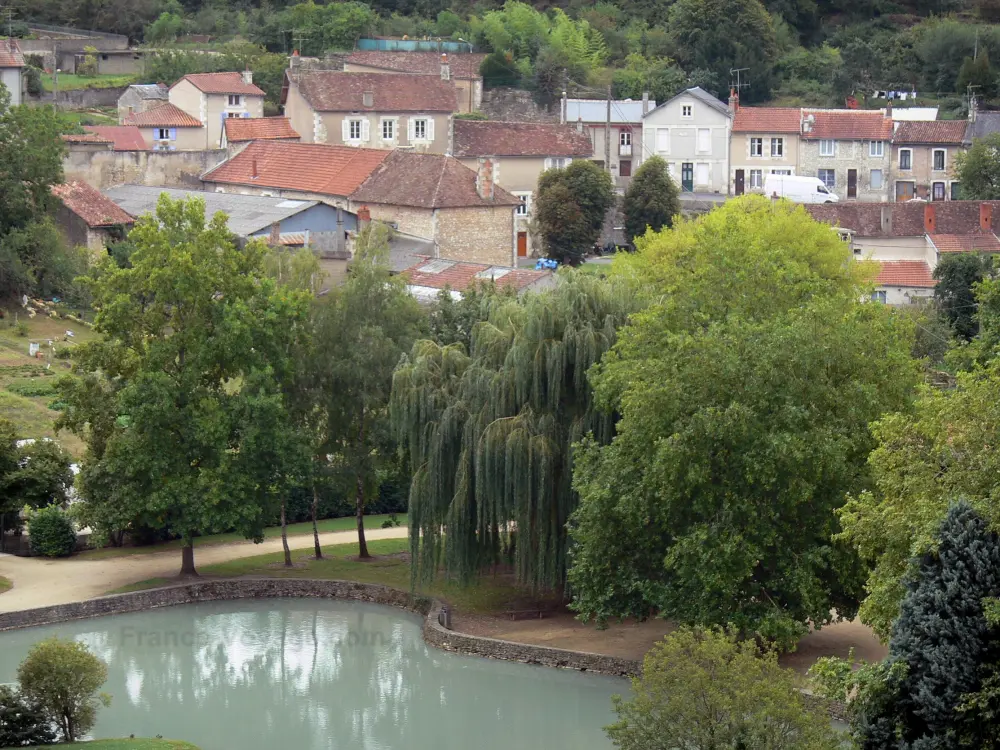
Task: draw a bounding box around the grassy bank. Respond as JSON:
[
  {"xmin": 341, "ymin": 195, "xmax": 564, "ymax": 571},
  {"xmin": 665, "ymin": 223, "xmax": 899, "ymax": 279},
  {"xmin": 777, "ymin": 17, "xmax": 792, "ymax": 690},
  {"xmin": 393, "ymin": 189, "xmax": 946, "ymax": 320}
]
[
  {"xmin": 42, "ymin": 73, "xmax": 136, "ymax": 92},
  {"xmin": 19, "ymin": 740, "xmax": 200, "ymax": 749},
  {"xmin": 0, "ymin": 575, "xmax": 11, "ymax": 594}
]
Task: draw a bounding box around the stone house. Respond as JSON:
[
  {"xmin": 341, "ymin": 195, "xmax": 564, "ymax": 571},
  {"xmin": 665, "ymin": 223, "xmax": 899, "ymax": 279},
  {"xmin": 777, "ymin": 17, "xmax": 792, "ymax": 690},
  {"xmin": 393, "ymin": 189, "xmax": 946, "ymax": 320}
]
[
  {"xmin": 168, "ymin": 72, "xmax": 266, "ymax": 150},
  {"xmin": 117, "ymin": 84, "xmax": 168, "ymax": 122},
  {"xmin": 281, "ymin": 69, "xmax": 456, "ymax": 153},
  {"xmin": 123, "ymin": 103, "xmax": 206, "ymax": 151},
  {"xmin": 201, "ymin": 140, "xmax": 520, "ymax": 266},
  {"xmin": 640, "ymin": 87, "xmax": 731, "ymax": 194},
  {"xmin": 799, "ymin": 109, "xmax": 893, "ymax": 202},
  {"xmin": 0, "ymin": 38, "xmax": 25, "ymax": 106},
  {"xmin": 452, "ymin": 119, "xmax": 593, "ymax": 258},
  {"xmin": 343, "ymin": 51, "xmax": 487, "ymax": 114},
  {"xmin": 729, "ymin": 104, "xmax": 802, "ymax": 195},
  {"xmin": 891, "ymin": 120, "xmax": 966, "ymax": 202},
  {"xmin": 562, "ymin": 96, "xmax": 654, "ymax": 189},
  {"xmin": 51, "ymin": 181, "xmax": 134, "ymax": 256}
]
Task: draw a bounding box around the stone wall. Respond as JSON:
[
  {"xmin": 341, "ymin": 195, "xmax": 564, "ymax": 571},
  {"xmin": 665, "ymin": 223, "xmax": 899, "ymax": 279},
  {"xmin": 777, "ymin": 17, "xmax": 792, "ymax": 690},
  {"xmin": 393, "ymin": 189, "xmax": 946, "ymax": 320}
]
[
  {"xmin": 30, "ymin": 85, "xmax": 129, "ymax": 110},
  {"xmin": 480, "ymin": 87, "xmax": 558, "ymax": 123},
  {"xmin": 64, "ymin": 149, "xmax": 228, "ymax": 190},
  {"xmin": 435, "ymin": 205, "xmax": 515, "ymax": 266}
]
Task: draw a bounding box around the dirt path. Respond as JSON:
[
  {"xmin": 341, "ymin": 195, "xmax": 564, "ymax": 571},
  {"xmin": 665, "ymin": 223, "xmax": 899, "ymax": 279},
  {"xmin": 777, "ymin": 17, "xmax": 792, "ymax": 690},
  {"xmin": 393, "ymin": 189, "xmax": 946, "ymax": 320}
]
[{"xmin": 0, "ymin": 526, "xmax": 409, "ymax": 613}]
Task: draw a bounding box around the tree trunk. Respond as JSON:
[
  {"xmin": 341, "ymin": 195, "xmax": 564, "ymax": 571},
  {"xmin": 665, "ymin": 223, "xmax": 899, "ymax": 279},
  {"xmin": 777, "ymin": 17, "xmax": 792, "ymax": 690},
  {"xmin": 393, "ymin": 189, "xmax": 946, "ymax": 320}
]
[
  {"xmin": 311, "ymin": 473, "xmax": 323, "ymax": 560},
  {"xmin": 180, "ymin": 539, "xmax": 197, "ymax": 576},
  {"xmin": 281, "ymin": 498, "xmax": 292, "ymax": 567},
  {"xmin": 356, "ymin": 472, "xmax": 370, "ymax": 559}
]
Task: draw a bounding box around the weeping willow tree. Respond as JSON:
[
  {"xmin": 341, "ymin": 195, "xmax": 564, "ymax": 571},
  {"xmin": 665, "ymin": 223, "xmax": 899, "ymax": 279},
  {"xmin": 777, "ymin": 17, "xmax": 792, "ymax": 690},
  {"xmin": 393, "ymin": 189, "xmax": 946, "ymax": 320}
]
[{"xmin": 391, "ymin": 273, "xmax": 637, "ymax": 592}]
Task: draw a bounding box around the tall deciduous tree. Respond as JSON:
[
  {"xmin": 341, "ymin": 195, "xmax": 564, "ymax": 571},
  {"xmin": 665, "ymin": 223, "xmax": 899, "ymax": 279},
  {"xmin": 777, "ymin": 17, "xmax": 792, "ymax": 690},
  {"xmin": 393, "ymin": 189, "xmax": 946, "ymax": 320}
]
[
  {"xmin": 392, "ymin": 272, "xmax": 636, "ymax": 591},
  {"xmin": 933, "ymin": 252, "xmax": 989, "ymax": 341},
  {"xmin": 534, "ymin": 160, "xmax": 615, "ymax": 265},
  {"xmin": 58, "ymin": 196, "xmax": 310, "ymax": 574},
  {"xmin": 955, "ymin": 133, "xmax": 1000, "ymax": 200},
  {"xmin": 622, "ymin": 155, "xmax": 680, "ymax": 243}
]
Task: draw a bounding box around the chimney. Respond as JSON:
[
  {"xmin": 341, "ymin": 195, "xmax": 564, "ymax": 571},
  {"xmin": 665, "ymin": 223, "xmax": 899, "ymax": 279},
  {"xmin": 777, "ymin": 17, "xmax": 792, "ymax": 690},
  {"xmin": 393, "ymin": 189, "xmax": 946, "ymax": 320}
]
[
  {"xmin": 561, "ymin": 90, "xmax": 567, "ymax": 124},
  {"xmin": 362, "ymin": 90, "xmax": 374, "ymax": 107},
  {"xmin": 885, "ymin": 98, "xmax": 892, "ymax": 118},
  {"xmin": 982, "ymin": 202, "xmax": 993, "ymax": 231},
  {"xmin": 476, "ymin": 158, "xmax": 494, "ymax": 200},
  {"xmin": 290, "ymin": 50, "xmax": 300, "ymax": 71},
  {"xmin": 728, "ymin": 88, "xmax": 738, "ymax": 112},
  {"xmin": 881, "ymin": 204, "xmax": 893, "ymax": 235},
  {"xmin": 440, "ymin": 53, "xmax": 451, "ymax": 81},
  {"xmin": 251, "ymin": 157, "xmax": 258, "ymax": 179},
  {"xmin": 356, "ymin": 205, "xmax": 371, "ymax": 232},
  {"xmin": 924, "ymin": 202, "xmax": 936, "ymax": 233},
  {"xmin": 242, "ymin": 69, "xmax": 253, "ymax": 85},
  {"xmin": 576, "ymin": 115, "xmax": 583, "ymax": 133},
  {"xmin": 269, "ymin": 222, "xmax": 280, "ymax": 247},
  {"xmin": 642, "ymin": 91, "xmax": 650, "ymax": 115}
]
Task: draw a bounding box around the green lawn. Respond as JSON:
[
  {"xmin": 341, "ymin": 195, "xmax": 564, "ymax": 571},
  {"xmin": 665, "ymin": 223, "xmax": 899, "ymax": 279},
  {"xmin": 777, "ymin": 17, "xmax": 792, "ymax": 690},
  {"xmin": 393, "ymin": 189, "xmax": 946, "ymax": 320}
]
[
  {"xmin": 110, "ymin": 537, "xmax": 530, "ymax": 615},
  {"xmin": 81, "ymin": 514, "xmax": 408, "ymax": 560},
  {"xmin": 0, "ymin": 575, "xmax": 11, "ymax": 594},
  {"xmin": 13, "ymin": 740, "xmax": 200, "ymax": 749},
  {"xmin": 43, "ymin": 73, "xmax": 136, "ymax": 92},
  {"xmin": 60, "ymin": 109, "xmax": 120, "ymax": 127}
]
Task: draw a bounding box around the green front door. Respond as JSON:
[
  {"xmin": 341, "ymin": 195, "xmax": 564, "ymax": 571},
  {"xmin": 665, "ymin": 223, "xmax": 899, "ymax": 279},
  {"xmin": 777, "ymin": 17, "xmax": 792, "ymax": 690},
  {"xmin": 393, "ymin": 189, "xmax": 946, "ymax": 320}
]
[{"xmin": 681, "ymin": 162, "xmax": 694, "ymax": 192}]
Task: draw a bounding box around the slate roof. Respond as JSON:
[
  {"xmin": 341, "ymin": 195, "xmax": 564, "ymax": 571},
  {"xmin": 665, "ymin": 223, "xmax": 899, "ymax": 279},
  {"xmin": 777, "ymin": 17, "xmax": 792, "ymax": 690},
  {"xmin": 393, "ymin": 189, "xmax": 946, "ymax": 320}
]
[
  {"xmin": 807, "ymin": 201, "xmax": 1000, "ymax": 237},
  {"xmin": 345, "ymin": 51, "xmax": 487, "ymax": 79},
  {"xmin": 0, "ymin": 39, "xmax": 24, "ymax": 68},
  {"xmin": 928, "ymin": 232, "xmax": 1000, "ymax": 253},
  {"xmin": 52, "ymin": 182, "xmax": 134, "ymax": 228},
  {"xmin": 123, "ymin": 103, "xmax": 203, "ymax": 128},
  {"xmin": 223, "ymin": 117, "xmax": 299, "ymax": 142},
  {"xmin": 564, "ymin": 98, "xmax": 652, "ymax": 124},
  {"xmin": 733, "ymin": 107, "xmax": 801, "ymax": 133},
  {"xmin": 289, "ymin": 71, "xmax": 457, "ymax": 112},
  {"xmin": 965, "ymin": 112, "xmax": 1000, "ymax": 143},
  {"xmin": 875, "ymin": 260, "xmax": 936, "ymax": 288},
  {"xmin": 351, "ymin": 150, "xmax": 520, "ymax": 209},
  {"xmin": 84, "ymin": 125, "xmax": 148, "ymax": 151},
  {"xmin": 125, "ymin": 83, "xmax": 168, "ymax": 100},
  {"xmin": 174, "ymin": 72, "xmax": 264, "ymax": 96},
  {"xmin": 646, "ymin": 87, "xmax": 730, "ymax": 118},
  {"xmin": 893, "ymin": 120, "xmax": 967, "ymax": 145},
  {"xmin": 202, "ymin": 140, "xmax": 390, "ymax": 197},
  {"xmin": 802, "ymin": 110, "xmax": 893, "ymax": 140},
  {"xmin": 402, "ymin": 256, "xmax": 551, "ymax": 292},
  {"xmin": 453, "ymin": 120, "xmax": 593, "ymax": 157}
]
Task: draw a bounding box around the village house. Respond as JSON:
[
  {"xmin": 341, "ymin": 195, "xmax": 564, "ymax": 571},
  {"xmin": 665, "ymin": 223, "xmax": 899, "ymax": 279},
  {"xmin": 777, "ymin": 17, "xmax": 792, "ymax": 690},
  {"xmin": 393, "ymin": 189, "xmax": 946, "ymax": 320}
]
[
  {"xmin": 343, "ymin": 51, "xmax": 487, "ymax": 114},
  {"xmin": 51, "ymin": 181, "xmax": 134, "ymax": 256},
  {"xmin": 221, "ymin": 116, "xmax": 300, "ymax": 154},
  {"xmin": 452, "ymin": 119, "xmax": 593, "ymax": 258},
  {"xmin": 83, "ymin": 125, "xmax": 148, "ymax": 151},
  {"xmin": 562, "ymin": 96, "xmax": 654, "ymax": 189},
  {"xmin": 123, "ymin": 103, "xmax": 205, "ymax": 151},
  {"xmin": 201, "ymin": 140, "xmax": 520, "ymax": 266},
  {"xmin": 167, "ymin": 72, "xmax": 266, "ymax": 150},
  {"xmin": 0, "ymin": 38, "xmax": 25, "ymax": 106},
  {"xmin": 640, "ymin": 87, "xmax": 731, "ymax": 194},
  {"xmin": 117, "ymin": 84, "xmax": 168, "ymax": 122},
  {"xmin": 799, "ymin": 109, "xmax": 893, "ymax": 202},
  {"xmin": 891, "ymin": 120, "xmax": 966, "ymax": 202},
  {"xmin": 729, "ymin": 103, "xmax": 802, "ymax": 195},
  {"xmin": 282, "ymin": 69, "xmax": 456, "ymax": 153}
]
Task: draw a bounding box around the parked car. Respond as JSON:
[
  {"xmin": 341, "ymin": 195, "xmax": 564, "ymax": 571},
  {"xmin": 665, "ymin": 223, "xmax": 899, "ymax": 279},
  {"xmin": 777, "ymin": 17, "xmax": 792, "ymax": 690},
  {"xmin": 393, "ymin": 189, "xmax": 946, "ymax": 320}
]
[{"xmin": 764, "ymin": 174, "xmax": 839, "ymax": 204}]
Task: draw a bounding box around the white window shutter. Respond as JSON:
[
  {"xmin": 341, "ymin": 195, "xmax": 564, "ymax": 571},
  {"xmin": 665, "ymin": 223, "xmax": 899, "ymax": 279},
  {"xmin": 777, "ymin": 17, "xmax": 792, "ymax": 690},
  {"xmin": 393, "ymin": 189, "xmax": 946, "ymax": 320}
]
[
  {"xmin": 169, "ymin": 128, "xmax": 177, "ymax": 141},
  {"xmin": 544, "ymin": 157, "xmax": 552, "ymax": 170},
  {"xmin": 407, "ymin": 118, "xmax": 415, "ymax": 141},
  {"xmin": 342, "ymin": 119, "xmax": 350, "ymax": 142},
  {"xmin": 426, "ymin": 117, "xmax": 434, "ymax": 142},
  {"xmin": 361, "ymin": 118, "xmax": 370, "ymax": 142}
]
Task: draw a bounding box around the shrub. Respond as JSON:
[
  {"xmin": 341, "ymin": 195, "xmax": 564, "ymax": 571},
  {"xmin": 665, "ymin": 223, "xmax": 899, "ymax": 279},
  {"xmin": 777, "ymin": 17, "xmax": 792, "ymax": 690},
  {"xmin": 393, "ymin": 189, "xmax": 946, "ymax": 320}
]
[
  {"xmin": 14, "ymin": 321, "xmax": 28, "ymax": 337},
  {"xmin": 27, "ymin": 505, "xmax": 77, "ymax": 557},
  {"xmin": 0, "ymin": 684, "xmax": 56, "ymax": 748}
]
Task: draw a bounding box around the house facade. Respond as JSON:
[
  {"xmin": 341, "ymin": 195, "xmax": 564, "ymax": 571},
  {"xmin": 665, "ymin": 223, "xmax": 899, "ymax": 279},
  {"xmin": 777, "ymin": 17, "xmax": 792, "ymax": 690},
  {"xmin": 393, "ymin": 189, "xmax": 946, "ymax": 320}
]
[
  {"xmin": 122, "ymin": 103, "xmax": 205, "ymax": 150},
  {"xmin": 51, "ymin": 181, "xmax": 134, "ymax": 256},
  {"xmin": 891, "ymin": 120, "xmax": 966, "ymax": 202},
  {"xmin": 640, "ymin": 87, "xmax": 731, "ymax": 194},
  {"xmin": 282, "ymin": 70, "xmax": 456, "ymax": 153},
  {"xmin": 343, "ymin": 51, "xmax": 486, "ymax": 114},
  {"xmin": 453, "ymin": 120, "xmax": 593, "ymax": 258},
  {"xmin": 729, "ymin": 104, "xmax": 802, "ymax": 195},
  {"xmin": 562, "ymin": 96, "xmax": 654, "ymax": 189},
  {"xmin": 800, "ymin": 110, "xmax": 893, "ymax": 202},
  {"xmin": 168, "ymin": 72, "xmax": 265, "ymax": 150},
  {"xmin": 117, "ymin": 84, "xmax": 168, "ymax": 122},
  {"xmin": 0, "ymin": 39, "xmax": 25, "ymax": 106}
]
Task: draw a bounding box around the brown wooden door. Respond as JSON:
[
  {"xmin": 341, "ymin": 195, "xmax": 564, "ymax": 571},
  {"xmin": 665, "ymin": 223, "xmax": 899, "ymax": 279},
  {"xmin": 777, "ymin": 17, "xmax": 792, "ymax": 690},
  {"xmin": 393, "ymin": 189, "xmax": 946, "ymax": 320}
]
[
  {"xmin": 847, "ymin": 169, "xmax": 858, "ymax": 198},
  {"xmin": 517, "ymin": 231, "xmax": 528, "ymax": 257},
  {"xmin": 735, "ymin": 169, "xmax": 745, "ymax": 195},
  {"xmin": 619, "ymin": 160, "xmax": 632, "ymax": 177}
]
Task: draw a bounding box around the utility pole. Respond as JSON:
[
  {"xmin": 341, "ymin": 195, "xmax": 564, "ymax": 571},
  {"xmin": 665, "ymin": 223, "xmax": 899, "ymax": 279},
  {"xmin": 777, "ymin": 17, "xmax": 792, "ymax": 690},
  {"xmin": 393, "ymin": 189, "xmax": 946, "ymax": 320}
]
[
  {"xmin": 604, "ymin": 84, "xmax": 612, "ymax": 178},
  {"xmin": 730, "ymin": 67, "xmax": 750, "ymax": 98},
  {"xmin": 52, "ymin": 40, "xmax": 58, "ymax": 104}
]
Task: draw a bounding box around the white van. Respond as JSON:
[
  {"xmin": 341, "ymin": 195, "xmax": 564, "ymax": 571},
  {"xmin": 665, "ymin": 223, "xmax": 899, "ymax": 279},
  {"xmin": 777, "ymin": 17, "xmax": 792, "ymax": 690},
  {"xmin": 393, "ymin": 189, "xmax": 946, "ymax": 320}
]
[{"xmin": 763, "ymin": 174, "xmax": 839, "ymax": 204}]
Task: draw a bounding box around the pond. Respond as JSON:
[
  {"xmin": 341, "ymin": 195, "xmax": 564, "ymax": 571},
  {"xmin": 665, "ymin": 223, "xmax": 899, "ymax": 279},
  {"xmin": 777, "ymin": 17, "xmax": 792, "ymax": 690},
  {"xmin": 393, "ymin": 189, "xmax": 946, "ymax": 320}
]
[{"xmin": 0, "ymin": 599, "xmax": 628, "ymax": 750}]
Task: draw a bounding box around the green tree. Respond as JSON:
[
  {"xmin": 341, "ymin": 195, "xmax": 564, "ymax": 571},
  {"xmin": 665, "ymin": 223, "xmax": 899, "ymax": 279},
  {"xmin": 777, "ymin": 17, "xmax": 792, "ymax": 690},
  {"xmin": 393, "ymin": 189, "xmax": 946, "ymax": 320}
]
[
  {"xmin": 4, "ymin": 439, "xmax": 74, "ymax": 509},
  {"xmin": 144, "ymin": 11, "xmax": 185, "ymax": 43},
  {"xmin": 569, "ymin": 197, "xmax": 918, "ymax": 646},
  {"xmin": 427, "ymin": 282, "xmax": 514, "ymax": 351},
  {"xmin": 17, "ymin": 638, "xmax": 110, "ymax": 743},
  {"xmin": 933, "ymin": 252, "xmax": 989, "ymax": 341},
  {"xmin": 607, "ymin": 627, "xmax": 840, "ymax": 750},
  {"xmin": 622, "ymin": 155, "xmax": 680, "ymax": 243},
  {"xmin": 534, "ymin": 160, "xmax": 615, "ymax": 265},
  {"xmin": 392, "ymin": 272, "xmax": 636, "ymax": 591},
  {"xmin": 57, "ymin": 196, "xmax": 309, "ymax": 574},
  {"xmin": 957, "ymin": 50, "xmax": 997, "ymax": 99},
  {"xmin": 955, "ymin": 133, "xmax": 1000, "ymax": 201},
  {"xmin": 0, "ymin": 685, "xmax": 57, "ymax": 748}
]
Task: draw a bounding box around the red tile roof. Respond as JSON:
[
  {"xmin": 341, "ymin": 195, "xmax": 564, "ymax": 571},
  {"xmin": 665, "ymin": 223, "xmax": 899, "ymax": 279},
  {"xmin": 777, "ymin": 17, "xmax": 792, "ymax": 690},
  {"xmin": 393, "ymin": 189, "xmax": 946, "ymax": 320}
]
[
  {"xmin": 345, "ymin": 51, "xmax": 487, "ymax": 79},
  {"xmin": 875, "ymin": 260, "xmax": 936, "ymax": 288},
  {"xmin": 928, "ymin": 232, "xmax": 1000, "ymax": 253},
  {"xmin": 732, "ymin": 107, "xmax": 801, "ymax": 133},
  {"xmin": 893, "ymin": 120, "xmax": 967, "ymax": 145},
  {"xmin": 84, "ymin": 125, "xmax": 148, "ymax": 151},
  {"xmin": 807, "ymin": 202, "xmax": 1000, "ymax": 237},
  {"xmin": 453, "ymin": 120, "xmax": 593, "ymax": 157},
  {"xmin": 61, "ymin": 132, "xmax": 113, "ymax": 145},
  {"xmin": 802, "ymin": 110, "xmax": 893, "ymax": 140},
  {"xmin": 351, "ymin": 150, "xmax": 520, "ymax": 209},
  {"xmin": 291, "ymin": 71, "xmax": 457, "ymax": 112},
  {"xmin": 174, "ymin": 72, "xmax": 264, "ymax": 96},
  {"xmin": 51, "ymin": 181, "xmax": 134, "ymax": 228},
  {"xmin": 0, "ymin": 39, "xmax": 24, "ymax": 67},
  {"xmin": 402, "ymin": 256, "xmax": 551, "ymax": 292},
  {"xmin": 202, "ymin": 140, "xmax": 390, "ymax": 197},
  {"xmin": 123, "ymin": 103, "xmax": 203, "ymax": 128},
  {"xmin": 223, "ymin": 117, "xmax": 299, "ymax": 142}
]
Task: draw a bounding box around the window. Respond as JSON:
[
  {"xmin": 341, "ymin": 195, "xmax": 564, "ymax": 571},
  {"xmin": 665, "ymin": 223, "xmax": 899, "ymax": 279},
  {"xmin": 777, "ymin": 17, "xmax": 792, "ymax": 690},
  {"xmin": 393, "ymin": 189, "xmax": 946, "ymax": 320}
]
[
  {"xmin": 750, "ymin": 137, "xmax": 763, "ymax": 157},
  {"xmin": 818, "ymin": 169, "xmax": 836, "ymax": 189},
  {"xmin": 899, "ymin": 148, "xmax": 912, "ymax": 171},
  {"xmin": 619, "ymin": 130, "xmax": 631, "ymax": 146},
  {"xmin": 681, "ymin": 104, "xmax": 692, "ymax": 118},
  {"xmin": 656, "ymin": 128, "xmax": 669, "ymax": 153},
  {"xmin": 870, "ymin": 169, "xmax": 883, "ymax": 190},
  {"xmin": 819, "ymin": 139, "xmax": 835, "ymax": 157},
  {"xmin": 545, "ymin": 157, "xmax": 571, "ymax": 170},
  {"xmin": 895, "ymin": 181, "xmax": 915, "ymax": 201},
  {"xmin": 952, "ymin": 182, "xmax": 961, "ymax": 200},
  {"xmin": 933, "ymin": 149, "xmax": 946, "ymax": 171},
  {"xmin": 228, "ymin": 95, "xmax": 242, "ymax": 107},
  {"xmin": 871, "ymin": 290, "xmax": 887, "ymax": 304},
  {"xmin": 381, "ymin": 118, "xmax": 395, "ymax": 141},
  {"xmin": 870, "ymin": 140, "xmax": 884, "ymax": 157},
  {"xmin": 348, "ymin": 118, "xmax": 363, "ymax": 141},
  {"xmin": 771, "ymin": 138, "xmax": 784, "ymax": 157},
  {"xmin": 932, "ymin": 181, "xmax": 946, "ymax": 201},
  {"xmin": 514, "ymin": 192, "xmax": 531, "ymax": 216},
  {"xmin": 227, "ymin": 112, "xmax": 239, "ymax": 118},
  {"xmin": 409, "ymin": 117, "xmax": 433, "ymax": 142},
  {"xmin": 155, "ymin": 128, "xmax": 170, "ymax": 140},
  {"xmin": 749, "ymin": 169, "xmax": 763, "ymax": 189},
  {"xmin": 697, "ymin": 128, "xmax": 711, "ymax": 153},
  {"xmin": 771, "ymin": 169, "xmax": 792, "ymax": 175}
]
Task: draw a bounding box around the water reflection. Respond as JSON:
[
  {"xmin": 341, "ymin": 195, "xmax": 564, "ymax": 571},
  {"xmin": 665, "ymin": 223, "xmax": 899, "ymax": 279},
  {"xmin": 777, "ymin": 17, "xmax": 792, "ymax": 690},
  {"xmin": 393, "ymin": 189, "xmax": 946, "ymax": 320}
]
[{"xmin": 0, "ymin": 600, "xmax": 623, "ymax": 750}]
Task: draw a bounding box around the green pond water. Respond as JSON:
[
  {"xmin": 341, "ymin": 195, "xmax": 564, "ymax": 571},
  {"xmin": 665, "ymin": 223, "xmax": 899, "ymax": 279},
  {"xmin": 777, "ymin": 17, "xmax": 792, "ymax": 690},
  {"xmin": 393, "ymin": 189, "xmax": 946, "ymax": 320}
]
[{"xmin": 0, "ymin": 599, "xmax": 628, "ymax": 750}]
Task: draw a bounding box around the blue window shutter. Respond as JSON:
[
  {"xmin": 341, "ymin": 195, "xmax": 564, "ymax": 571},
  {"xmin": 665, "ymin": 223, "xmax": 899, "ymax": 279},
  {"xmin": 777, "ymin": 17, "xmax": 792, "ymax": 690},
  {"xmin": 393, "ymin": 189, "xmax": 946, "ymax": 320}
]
[
  {"xmin": 169, "ymin": 128, "xmax": 177, "ymax": 141},
  {"xmin": 242, "ymin": 112, "xmax": 250, "ymax": 118}
]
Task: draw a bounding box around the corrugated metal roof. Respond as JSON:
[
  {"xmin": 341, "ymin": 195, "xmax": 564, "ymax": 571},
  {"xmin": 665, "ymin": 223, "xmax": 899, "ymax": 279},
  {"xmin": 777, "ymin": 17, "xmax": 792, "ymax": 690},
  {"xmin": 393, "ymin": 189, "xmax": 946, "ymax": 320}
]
[{"xmin": 565, "ymin": 98, "xmax": 652, "ymax": 124}]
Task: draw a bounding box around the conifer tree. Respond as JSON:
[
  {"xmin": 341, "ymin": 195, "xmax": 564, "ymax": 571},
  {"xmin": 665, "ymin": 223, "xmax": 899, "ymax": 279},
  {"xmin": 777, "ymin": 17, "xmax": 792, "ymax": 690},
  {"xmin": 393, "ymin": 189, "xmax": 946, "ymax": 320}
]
[{"xmin": 622, "ymin": 155, "xmax": 681, "ymax": 243}]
